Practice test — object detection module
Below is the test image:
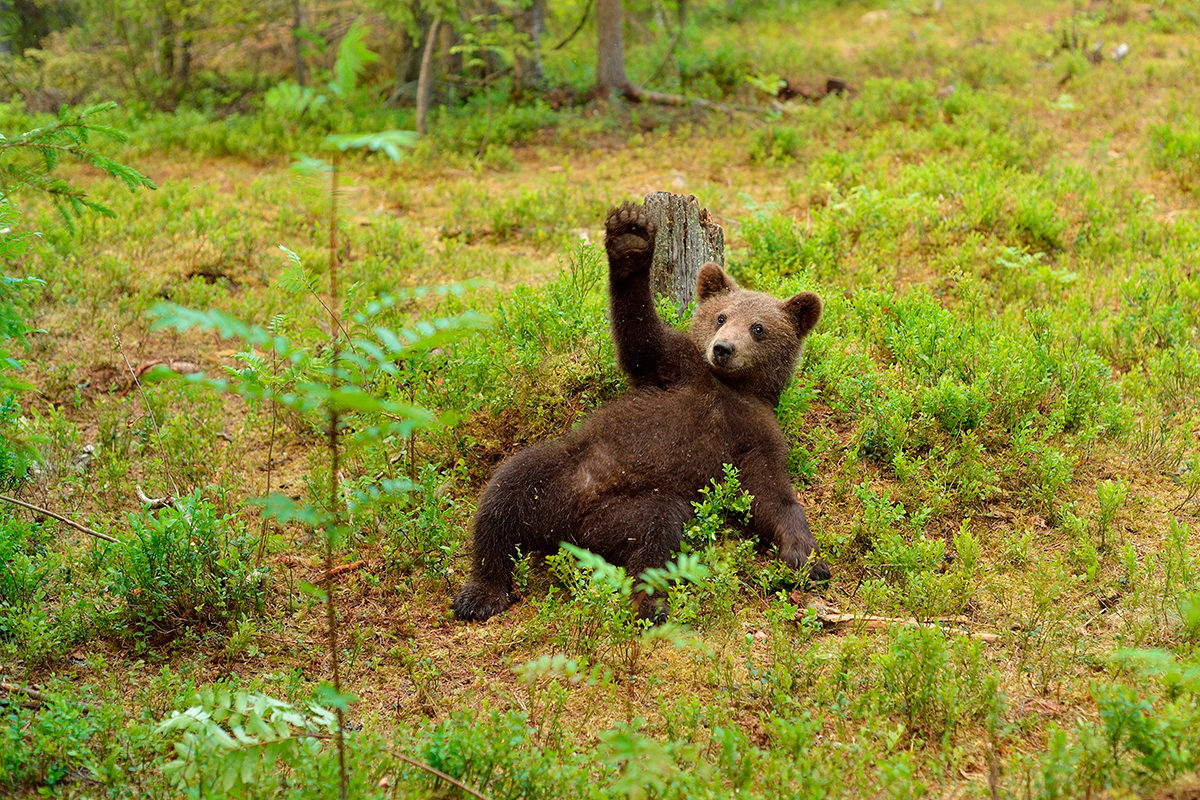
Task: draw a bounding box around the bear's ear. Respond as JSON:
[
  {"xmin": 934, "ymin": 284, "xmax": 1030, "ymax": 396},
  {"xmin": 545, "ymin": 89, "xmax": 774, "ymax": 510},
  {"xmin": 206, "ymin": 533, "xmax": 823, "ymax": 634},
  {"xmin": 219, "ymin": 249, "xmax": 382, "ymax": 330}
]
[
  {"xmin": 697, "ymin": 263, "xmax": 736, "ymax": 300},
  {"xmin": 783, "ymin": 292, "xmax": 822, "ymax": 338}
]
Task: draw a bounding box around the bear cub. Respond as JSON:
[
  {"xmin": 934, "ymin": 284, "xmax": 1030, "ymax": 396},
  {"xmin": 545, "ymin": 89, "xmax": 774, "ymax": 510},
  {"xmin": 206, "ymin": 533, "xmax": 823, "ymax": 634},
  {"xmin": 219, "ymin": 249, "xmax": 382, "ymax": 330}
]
[{"xmin": 452, "ymin": 201, "xmax": 829, "ymax": 622}]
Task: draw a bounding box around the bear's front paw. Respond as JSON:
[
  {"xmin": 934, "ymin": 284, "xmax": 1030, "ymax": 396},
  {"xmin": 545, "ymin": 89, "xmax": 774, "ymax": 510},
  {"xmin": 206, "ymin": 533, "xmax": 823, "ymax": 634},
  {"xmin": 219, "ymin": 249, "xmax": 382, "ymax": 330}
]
[
  {"xmin": 779, "ymin": 543, "xmax": 831, "ymax": 587},
  {"xmin": 452, "ymin": 581, "xmax": 512, "ymax": 622},
  {"xmin": 807, "ymin": 559, "xmax": 832, "ymax": 586},
  {"xmin": 634, "ymin": 590, "xmax": 670, "ymax": 626},
  {"xmin": 605, "ymin": 202, "xmax": 658, "ymax": 278}
]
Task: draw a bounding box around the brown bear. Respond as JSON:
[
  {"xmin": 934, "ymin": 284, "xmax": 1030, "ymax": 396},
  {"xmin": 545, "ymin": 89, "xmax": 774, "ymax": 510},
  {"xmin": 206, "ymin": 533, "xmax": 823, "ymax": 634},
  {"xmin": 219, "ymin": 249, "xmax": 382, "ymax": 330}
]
[{"xmin": 452, "ymin": 201, "xmax": 828, "ymax": 622}]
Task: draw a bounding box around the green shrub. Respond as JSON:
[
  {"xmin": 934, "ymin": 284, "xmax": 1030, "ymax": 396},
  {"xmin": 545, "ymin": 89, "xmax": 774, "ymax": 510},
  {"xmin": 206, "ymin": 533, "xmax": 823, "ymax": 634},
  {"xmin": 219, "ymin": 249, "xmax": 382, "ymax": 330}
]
[
  {"xmin": 382, "ymin": 463, "xmax": 465, "ymax": 582},
  {"xmin": 0, "ymin": 510, "xmax": 87, "ymax": 666},
  {"xmin": 682, "ymin": 464, "xmax": 753, "ymax": 552},
  {"xmin": 106, "ymin": 492, "xmax": 266, "ymax": 640},
  {"xmin": 1, "ymin": 692, "xmax": 105, "ymax": 791},
  {"xmin": 749, "ymin": 125, "xmax": 807, "ymax": 166},
  {"xmin": 872, "ymin": 625, "xmax": 993, "ymax": 745},
  {"xmin": 416, "ymin": 709, "xmax": 593, "ymax": 800}
]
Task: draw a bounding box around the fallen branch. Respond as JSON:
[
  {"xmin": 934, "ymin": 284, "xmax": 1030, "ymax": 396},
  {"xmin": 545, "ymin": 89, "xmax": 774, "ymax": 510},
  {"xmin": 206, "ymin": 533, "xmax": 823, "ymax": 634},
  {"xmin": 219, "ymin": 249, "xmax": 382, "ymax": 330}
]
[
  {"xmin": 0, "ymin": 681, "xmax": 95, "ymax": 712},
  {"xmin": 0, "ymin": 494, "xmax": 117, "ymax": 543},
  {"xmin": 817, "ymin": 612, "xmax": 999, "ymax": 643},
  {"xmin": 324, "ymin": 560, "xmax": 366, "ymax": 580},
  {"xmin": 394, "ymin": 753, "xmax": 492, "ymax": 800},
  {"xmin": 796, "ymin": 595, "xmax": 999, "ymax": 643},
  {"xmin": 623, "ymin": 83, "xmax": 756, "ymax": 114},
  {"xmin": 133, "ymin": 359, "xmax": 202, "ymax": 381}
]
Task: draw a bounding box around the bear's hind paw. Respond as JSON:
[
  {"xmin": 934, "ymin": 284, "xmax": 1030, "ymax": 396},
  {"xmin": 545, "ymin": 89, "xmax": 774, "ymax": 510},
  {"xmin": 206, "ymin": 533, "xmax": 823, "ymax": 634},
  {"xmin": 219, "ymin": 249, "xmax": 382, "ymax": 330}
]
[
  {"xmin": 452, "ymin": 582, "xmax": 512, "ymax": 622},
  {"xmin": 605, "ymin": 202, "xmax": 657, "ymax": 270}
]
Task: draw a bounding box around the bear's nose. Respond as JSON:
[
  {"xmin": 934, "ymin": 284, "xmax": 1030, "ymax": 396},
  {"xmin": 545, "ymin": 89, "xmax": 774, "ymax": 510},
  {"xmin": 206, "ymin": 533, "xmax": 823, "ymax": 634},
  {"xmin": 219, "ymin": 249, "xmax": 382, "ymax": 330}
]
[{"xmin": 712, "ymin": 341, "xmax": 735, "ymax": 365}]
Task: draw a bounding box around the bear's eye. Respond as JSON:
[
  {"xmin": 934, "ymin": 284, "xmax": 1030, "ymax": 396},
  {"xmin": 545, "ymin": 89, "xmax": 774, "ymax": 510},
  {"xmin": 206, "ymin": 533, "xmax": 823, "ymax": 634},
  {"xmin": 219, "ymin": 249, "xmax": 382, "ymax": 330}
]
[
  {"xmin": 716, "ymin": 314, "xmax": 727, "ymax": 327},
  {"xmin": 752, "ymin": 323, "xmax": 766, "ymax": 338}
]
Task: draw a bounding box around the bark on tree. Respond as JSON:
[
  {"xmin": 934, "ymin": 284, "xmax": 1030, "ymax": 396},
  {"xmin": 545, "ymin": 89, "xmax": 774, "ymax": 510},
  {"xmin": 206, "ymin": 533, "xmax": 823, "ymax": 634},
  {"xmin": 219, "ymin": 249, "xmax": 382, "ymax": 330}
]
[
  {"xmin": 596, "ymin": 0, "xmax": 635, "ymax": 98},
  {"xmin": 291, "ymin": 0, "xmax": 308, "ymax": 87},
  {"xmin": 416, "ymin": 17, "xmax": 441, "ymax": 135},
  {"xmin": 157, "ymin": 15, "xmax": 175, "ymax": 78},
  {"xmin": 515, "ymin": 0, "xmax": 546, "ymax": 91},
  {"xmin": 643, "ymin": 191, "xmax": 725, "ymax": 313},
  {"xmin": 594, "ymin": 0, "xmax": 744, "ymax": 112}
]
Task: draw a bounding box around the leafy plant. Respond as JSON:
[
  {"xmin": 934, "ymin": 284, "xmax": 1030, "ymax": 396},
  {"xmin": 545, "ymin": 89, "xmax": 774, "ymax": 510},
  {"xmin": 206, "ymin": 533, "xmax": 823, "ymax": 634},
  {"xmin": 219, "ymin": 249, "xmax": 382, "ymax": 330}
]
[
  {"xmin": 265, "ymin": 19, "xmax": 381, "ymax": 129},
  {"xmin": 872, "ymin": 625, "xmax": 992, "ymax": 745}
]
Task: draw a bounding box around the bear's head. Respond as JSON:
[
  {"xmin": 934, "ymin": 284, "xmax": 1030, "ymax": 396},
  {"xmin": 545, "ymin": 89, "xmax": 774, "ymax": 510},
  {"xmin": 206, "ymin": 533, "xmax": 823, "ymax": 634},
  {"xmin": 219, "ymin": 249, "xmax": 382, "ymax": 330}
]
[{"xmin": 688, "ymin": 263, "xmax": 822, "ymax": 403}]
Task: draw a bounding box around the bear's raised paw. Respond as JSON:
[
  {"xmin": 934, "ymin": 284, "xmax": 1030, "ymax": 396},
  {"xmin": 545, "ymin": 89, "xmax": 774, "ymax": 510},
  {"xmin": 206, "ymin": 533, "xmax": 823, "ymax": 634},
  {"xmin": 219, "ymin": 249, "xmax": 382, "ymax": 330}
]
[{"xmin": 605, "ymin": 202, "xmax": 658, "ymax": 276}]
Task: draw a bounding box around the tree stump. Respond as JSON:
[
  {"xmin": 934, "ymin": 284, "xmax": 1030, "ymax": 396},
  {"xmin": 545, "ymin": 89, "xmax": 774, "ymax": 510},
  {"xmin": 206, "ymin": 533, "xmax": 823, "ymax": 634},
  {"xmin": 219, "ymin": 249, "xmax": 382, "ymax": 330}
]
[{"xmin": 643, "ymin": 192, "xmax": 725, "ymax": 314}]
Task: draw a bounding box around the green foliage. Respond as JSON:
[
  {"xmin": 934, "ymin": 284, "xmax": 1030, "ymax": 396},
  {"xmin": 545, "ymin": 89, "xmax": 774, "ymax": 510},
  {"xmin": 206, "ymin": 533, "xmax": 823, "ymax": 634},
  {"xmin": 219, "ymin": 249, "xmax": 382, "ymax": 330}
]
[
  {"xmin": 1095, "ymin": 478, "xmax": 1128, "ymax": 551},
  {"xmin": 106, "ymin": 492, "xmax": 265, "ymax": 640},
  {"xmin": 545, "ymin": 543, "xmax": 706, "ymax": 673},
  {"xmin": 1149, "ymin": 118, "xmax": 1200, "ymax": 188},
  {"xmin": 266, "ymin": 19, "xmax": 379, "ymax": 124},
  {"xmin": 0, "ymin": 274, "xmax": 41, "ymax": 415},
  {"xmin": 872, "ymin": 626, "xmax": 993, "ymax": 745},
  {"xmin": 156, "ymin": 687, "xmax": 342, "ymax": 794},
  {"xmin": 0, "ymin": 103, "xmax": 155, "ymax": 228},
  {"xmin": 0, "ymin": 511, "xmax": 47, "ymax": 613},
  {"xmin": 1034, "ymin": 648, "xmax": 1200, "ymax": 796},
  {"xmin": 682, "ymin": 463, "xmax": 753, "ymax": 551},
  {"xmin": 1, "ymin": 690, "xmax": 106, "ymax": 791},
  {"xmin": 382, "ymin": 463, "xmax": 464, "ymax": 582},
  {"xmin": 749, "ymin": 124, "xmax": 807, "ymax": 166},
  {"xmin": 149, "ymin": 278, "xmax": 488, "ymax": 501},
  {"xmin": 0, "ymin": 103, "xmax": 150, "ymax": 476},
  {"xmin": 416, "ymin": 708, "xmax": 592, "ymax": 800},
  {"xmin": 0, "ymin": 510, "xmax": 72, "ymax": 665}
]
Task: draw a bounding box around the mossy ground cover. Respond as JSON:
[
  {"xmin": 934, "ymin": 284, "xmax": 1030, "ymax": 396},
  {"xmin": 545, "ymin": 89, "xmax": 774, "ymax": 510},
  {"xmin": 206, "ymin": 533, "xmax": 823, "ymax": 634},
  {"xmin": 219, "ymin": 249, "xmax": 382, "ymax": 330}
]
[{"xmin": 2, "ymin": 0, "xmax": 1200, "ymax": 797}]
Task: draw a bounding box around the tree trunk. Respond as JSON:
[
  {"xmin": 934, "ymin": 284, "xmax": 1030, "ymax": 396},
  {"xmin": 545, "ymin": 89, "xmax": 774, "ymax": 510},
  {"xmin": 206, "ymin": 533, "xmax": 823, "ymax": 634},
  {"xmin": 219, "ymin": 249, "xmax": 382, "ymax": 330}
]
[
  {"xmin": 596, "ymin": 0, "xmax": 633, "ymax": 98},
  {"xmin": 416, "ymin": 17, "xmax": 441, "ymax": 135},
  {"xmin": 515, "ymin": 0, "xmax": 545, "ymax": 91},
  {"xmin": 158, "ymin": 15, "xmax": 175, "ymax": 79},
  {"xmin": 291, "ymin": 0, "xmax": 308, "ymax": 87},
  {"xmin": 643, "ymin": 192, "xmax": 726, "ymax": 313},
  {"xmin": 176, "ymin": 26, "xmax": 192, "ymax": 86}
]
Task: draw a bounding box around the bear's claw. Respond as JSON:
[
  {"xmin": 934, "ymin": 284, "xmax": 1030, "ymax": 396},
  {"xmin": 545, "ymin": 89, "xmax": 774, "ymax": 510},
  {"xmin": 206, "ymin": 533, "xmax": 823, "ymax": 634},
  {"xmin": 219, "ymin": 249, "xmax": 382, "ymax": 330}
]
[{"xmin": 605, "ymin": 202, "xmax": 658, "ymax": 269}]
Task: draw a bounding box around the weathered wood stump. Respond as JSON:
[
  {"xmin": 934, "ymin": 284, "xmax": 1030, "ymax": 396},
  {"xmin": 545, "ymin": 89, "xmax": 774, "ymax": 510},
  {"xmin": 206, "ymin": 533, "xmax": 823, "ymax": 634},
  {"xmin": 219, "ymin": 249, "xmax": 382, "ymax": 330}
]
[{"xmin": 643, "ymin": 192, "xmax": 725, "ymax": 313}]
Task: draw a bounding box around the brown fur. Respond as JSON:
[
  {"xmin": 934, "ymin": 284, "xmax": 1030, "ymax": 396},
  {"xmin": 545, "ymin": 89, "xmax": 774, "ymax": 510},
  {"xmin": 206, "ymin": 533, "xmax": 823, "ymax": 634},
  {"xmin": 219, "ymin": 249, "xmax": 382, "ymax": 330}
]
[{"xmin": 452, "ymin": 202, "xmax": 829, "ymax": 622}]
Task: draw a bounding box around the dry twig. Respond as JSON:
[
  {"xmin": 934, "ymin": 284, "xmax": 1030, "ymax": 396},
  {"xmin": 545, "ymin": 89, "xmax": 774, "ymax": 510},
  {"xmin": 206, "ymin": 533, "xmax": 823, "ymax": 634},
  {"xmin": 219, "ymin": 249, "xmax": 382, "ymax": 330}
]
[{"xmin": 136, "ymin": 485, "xmax": 174, "ymax": 509}]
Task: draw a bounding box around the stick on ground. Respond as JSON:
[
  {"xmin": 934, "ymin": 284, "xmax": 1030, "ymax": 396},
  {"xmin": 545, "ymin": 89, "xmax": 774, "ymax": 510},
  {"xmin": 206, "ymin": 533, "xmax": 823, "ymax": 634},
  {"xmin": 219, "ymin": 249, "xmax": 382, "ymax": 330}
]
[{"xmin": 0, "ymin": 494, "xmax": 117, "ymax": 543}]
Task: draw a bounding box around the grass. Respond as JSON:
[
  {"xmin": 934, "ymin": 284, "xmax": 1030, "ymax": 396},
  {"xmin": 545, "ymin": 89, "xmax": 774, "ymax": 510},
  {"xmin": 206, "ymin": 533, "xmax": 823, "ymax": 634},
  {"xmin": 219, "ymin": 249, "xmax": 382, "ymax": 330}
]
[{"xmin": 2, "ymin": 0, "xmax": 1200, "ymax": 797}]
